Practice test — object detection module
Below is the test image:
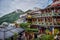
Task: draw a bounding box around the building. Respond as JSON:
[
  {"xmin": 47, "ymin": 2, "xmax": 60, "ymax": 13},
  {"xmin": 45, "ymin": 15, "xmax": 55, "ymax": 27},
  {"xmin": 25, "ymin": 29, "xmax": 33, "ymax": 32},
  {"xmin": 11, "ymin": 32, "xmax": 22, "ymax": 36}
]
[
  {"xmin": 15, "ymin": 14, "xmax": 27, "ymax": 24},
  {"xmin": 0, "ymin": 22, "xmax": 25, "ymax": 40},
  {"xmin": 26, "ymin": 0, "xmax": 60, "ymax": 35}
]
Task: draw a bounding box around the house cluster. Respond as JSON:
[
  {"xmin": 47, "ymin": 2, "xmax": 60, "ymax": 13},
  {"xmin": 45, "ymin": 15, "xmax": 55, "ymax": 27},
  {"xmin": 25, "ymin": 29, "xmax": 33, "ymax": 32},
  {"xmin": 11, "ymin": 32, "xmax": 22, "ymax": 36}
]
[
  {"xmin": 26, "ymin": 0, "xmax": 60, "ymax": 35},
  {"xmin": 0, "ymin": 11, "xmax": 27, "ymax": 40},
  {"xmin": 15, "ymin": 14, "xmax": 27, "ymax": 24},
  {"xmin": 0, "ymin": 22, "xmax": 25, "ymax": 40}
]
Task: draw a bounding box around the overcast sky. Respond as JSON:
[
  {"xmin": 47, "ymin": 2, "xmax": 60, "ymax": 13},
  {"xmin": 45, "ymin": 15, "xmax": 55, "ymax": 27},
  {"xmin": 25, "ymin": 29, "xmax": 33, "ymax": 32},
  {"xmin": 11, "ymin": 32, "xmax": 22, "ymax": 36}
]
[{"xmin": 0, "ymin": 0, "xmax": 53, "ymax": 17}]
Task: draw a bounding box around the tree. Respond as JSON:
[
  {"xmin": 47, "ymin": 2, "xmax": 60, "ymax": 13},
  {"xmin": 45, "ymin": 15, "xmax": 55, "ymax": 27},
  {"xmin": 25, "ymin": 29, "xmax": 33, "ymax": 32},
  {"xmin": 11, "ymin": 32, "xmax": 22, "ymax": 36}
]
[
  {"xmin": 20, "ymin": 23, "xmax": 30, "ymax": 28},
  {"xmin": 6, "ymin": 38, "xmax": 11, "ymax": 40},
  {"xmin": 45, "ymin": 29, "xmax": 50, "ymax": 34},
  {"xmin": 13, "ymin": 32, "xmax": 18, "ymax": 40},
  {"xmin": 40, "ymin": 35, "xmax": 54, "ymax": 40},
  {"xmin": 54, "ymin": 29, "xmax": 59, "ymax": 35}
]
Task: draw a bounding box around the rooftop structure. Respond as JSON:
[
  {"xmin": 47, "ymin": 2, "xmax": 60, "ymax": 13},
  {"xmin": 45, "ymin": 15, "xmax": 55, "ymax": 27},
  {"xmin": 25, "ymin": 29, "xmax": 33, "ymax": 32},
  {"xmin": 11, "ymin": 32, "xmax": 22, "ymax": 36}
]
[{"xmin": 0, "ymin": 23, "xmax": 24, "ymax": 40}]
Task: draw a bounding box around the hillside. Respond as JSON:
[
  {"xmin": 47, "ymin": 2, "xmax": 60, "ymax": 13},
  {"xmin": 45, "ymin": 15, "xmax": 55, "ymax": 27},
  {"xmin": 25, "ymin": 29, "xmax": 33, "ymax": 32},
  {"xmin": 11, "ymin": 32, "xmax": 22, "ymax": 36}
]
[{"xmin": 0, "ymin": 9, "xmax": 24, "ymax": 24}]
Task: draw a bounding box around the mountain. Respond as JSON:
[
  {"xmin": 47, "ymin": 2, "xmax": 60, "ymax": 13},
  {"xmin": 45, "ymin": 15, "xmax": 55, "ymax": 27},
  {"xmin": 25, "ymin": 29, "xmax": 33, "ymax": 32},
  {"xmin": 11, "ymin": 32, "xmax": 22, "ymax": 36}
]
[{"xmin": 0, "ymin": 9, "xmax": 24, "ymax": 24}]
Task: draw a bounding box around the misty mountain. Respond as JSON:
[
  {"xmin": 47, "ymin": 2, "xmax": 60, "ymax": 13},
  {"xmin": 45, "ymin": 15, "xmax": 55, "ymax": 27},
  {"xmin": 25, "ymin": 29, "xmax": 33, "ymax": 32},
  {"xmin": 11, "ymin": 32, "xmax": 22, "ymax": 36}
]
[{"xmin": 0, "ymin": 9, "xmax": 24, "ymax": 24}]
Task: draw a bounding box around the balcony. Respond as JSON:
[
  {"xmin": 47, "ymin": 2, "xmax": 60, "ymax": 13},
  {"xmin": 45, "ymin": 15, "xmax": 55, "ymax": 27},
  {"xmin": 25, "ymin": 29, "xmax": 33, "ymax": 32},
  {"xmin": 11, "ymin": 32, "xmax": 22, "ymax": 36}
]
[
  {"xmin": 32, "ymin": 21, "xmax": 54, "ymax": 26},
  {"xmin": 57, "ymin": 22, "xmax": 60, "ymax": 25},
  {"xmin": 57, "ymin": 13, "xmax": 60, "ymax": 16},
  {"xmin": 28, "ymin": 12, "xmax": 60, "ymax": 18},
  {"xmin": 46, "ymin": 22, "xmax": 53, "ymax": 26},
  {"xmin": 51, "ymin": 12, "xmax": 60, "ymax": 16}
]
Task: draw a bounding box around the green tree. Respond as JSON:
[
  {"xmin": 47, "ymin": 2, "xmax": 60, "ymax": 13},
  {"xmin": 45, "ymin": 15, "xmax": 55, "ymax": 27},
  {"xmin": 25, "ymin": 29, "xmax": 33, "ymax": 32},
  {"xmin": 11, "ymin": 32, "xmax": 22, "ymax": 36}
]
[
  {"xmin": 6, "ymin": 38, "xmax": 11, "ymax": 40},
  {"xmin": 54, "ymin": 29, "xmax": 59, "ymax": 35},
  {"xmin": 13, "ymin": 32, "xmax": 18, "ymax": 40},
  {"xmin": 40, "ymin": 35, "xmax": 54, "ymax": 40},
  {"xmin": 45, "ymin": 29, "xmax": 50, "ymax": 34},
  {"xmin": 20, "ymin": 23, "xmax": 31, "ymax": 28}
]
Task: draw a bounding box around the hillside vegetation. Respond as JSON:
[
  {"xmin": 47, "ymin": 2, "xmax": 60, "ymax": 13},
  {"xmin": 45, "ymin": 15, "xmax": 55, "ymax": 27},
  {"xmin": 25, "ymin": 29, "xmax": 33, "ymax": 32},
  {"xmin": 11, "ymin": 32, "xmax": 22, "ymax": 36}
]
[{"xmin": 0, "ymin": 9, "xmax": 24, "ymax": 24}]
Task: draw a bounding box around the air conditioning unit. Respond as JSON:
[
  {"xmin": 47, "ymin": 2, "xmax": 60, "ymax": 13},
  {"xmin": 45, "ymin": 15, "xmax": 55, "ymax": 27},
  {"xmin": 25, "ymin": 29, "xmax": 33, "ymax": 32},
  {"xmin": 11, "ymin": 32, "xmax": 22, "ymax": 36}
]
[
  {"xmin": 45, "ymin": 14, "xmax": 46, "ymax": 16},
  {"xmin": 46, "ymin": 14, "xmax": 48, "ymax": 16},
  {"xmin": 39, "ymin": 22, "xmax": 41, "ymax": 25},
  {"xmin": 52, "ymin": 13, "xmax": 57, "ymax": 16},
  {"xmin": 41, "ymin": 22, "xmax": 46, "ymax": 26},
  {"xmin": 49, "ymin": 13, "xmax": 52, "ymax": 16},
  {"xmin": 57, "ymin": 13, "xmax": 60, "ymax": 16},
  {"xmin": 39, "ymin": 22, "xmax": 42, "ymax": 25},
  {"xmin": 39, "ymin": 15, "xmax": 42, "ymax": 17},
  {"xmin": 46, "ymin": 22, "xmax": 49, "ymax": 26},
  {"xmin": 48, "ymin": 14, "xmax": 50, "ymax": 16},
  {"xmin": 43, "ymin": 23, "xmax": 46, "ymax": 26},
  {"xmin": 48, "ymin": 22, "xmax": 50, "ymax": 26},
  {"xmin": 43, "ymin": 14, "xmax": 45, "ymax": 17},
  {"xmin": 52, "ymin": 13, "xmax": 54, "ymax": 16},
  {"xmin": 50, "ymin": 22, "xmax": 52, "ymax": 25}
]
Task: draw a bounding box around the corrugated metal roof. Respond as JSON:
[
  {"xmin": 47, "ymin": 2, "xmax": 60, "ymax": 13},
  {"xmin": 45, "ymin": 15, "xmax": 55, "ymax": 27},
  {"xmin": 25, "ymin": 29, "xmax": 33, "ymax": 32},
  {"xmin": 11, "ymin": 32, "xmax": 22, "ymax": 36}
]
[{"xmin": 0, "ymin": 25, "xmax": 24, "ymax": 39}]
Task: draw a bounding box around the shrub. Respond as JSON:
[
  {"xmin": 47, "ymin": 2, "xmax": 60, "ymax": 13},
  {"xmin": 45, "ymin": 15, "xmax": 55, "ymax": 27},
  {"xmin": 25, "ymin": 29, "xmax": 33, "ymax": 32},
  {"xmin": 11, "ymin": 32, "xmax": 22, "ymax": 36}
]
[
  {"xmin": 20, "ymin": 23, "xmax": 30, "ymax": 28},
  {"xmin": 13, "ymin": 32, "xmax": 18, "ymax": 40},
  {"xmin": 40, "ymin": 35, "xmax": 54, "ymax": 40}
]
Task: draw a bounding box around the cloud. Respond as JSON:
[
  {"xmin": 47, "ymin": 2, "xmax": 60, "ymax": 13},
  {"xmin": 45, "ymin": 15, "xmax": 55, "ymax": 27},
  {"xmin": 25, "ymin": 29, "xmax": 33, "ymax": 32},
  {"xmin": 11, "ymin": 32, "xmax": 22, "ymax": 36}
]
[{"xmin": 0, "ymin": 0, "xmax": 53, "ymax": 17}]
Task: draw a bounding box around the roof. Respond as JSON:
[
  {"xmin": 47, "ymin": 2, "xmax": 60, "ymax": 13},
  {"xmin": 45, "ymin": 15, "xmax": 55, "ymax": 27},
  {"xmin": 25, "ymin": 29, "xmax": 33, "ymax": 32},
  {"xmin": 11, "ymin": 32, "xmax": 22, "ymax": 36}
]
[
  {"xmin": 51, "ymin": 1, "xmax": 60, "ymax": 6},
  {"xmin": 0, "ymin": 25, "xmax": 24, "ymax": 39},
  {"xmin": 44, "ymin": 1, "xmax": 60, "ymax": 9},
  {"xmin": 20, "ymin": 14, "xmax": 27, "ymax": 18}
]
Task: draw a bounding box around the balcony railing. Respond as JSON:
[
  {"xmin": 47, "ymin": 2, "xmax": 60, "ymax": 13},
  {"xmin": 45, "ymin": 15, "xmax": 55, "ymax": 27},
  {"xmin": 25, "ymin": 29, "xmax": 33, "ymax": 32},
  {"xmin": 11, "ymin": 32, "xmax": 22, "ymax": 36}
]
[
  {"xmin": 32, "ymin": 22, "xmax": 53, "ymax": 25},
  {"xmin": 31, "ymin": 12, "xmax": 60, "ymax": 18},
  {"xmin": 31, "ymin": 21, "xmax": 60, "ymax": 26}
]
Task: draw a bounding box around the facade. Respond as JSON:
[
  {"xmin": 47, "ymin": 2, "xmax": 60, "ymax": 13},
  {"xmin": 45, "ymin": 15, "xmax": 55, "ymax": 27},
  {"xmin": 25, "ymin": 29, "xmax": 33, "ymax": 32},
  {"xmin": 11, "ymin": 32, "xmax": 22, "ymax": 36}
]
[
  {"xmin": 26, "ymin": 0, "xmax": 60, "ymax": 35},
  {"xmin": 15, "ymin": 14, "xmax": 27, "ymax": 24}
]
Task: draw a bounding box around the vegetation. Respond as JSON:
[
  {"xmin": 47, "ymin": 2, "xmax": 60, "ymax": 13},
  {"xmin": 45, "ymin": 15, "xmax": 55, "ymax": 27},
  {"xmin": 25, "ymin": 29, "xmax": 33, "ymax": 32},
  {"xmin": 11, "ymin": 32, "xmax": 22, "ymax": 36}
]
[
  {"xmin": 6, "ymin": 38, "xmax": 11, "ymax": 40},
  {"xmin": 25, "ymin": 28, "xmax": 38, "ymax": 32},
  {"xmin": 20, "ymin": 23, "xmax": 31, "ymax": 28},
  {"xmin": 45, "ymin": 29, "xmax": 50, "ymax": 34},
  {"xmin": 54, "ymin": 29, "xmax": 59, "ymax": 35},
  {"xmin": 20, "ymin": 23, "xmax": 38, "ymax": 32},
  {"xmin": 40, "ymin": 35, "xmax": 54, "ymax": 40},
  {"xmin": 0, "ymin": 9, "xmax": 24, "ymax": 24},
  {"xmin": 13, "ymin": 32, "xmax": 18, "ymax": 40}
]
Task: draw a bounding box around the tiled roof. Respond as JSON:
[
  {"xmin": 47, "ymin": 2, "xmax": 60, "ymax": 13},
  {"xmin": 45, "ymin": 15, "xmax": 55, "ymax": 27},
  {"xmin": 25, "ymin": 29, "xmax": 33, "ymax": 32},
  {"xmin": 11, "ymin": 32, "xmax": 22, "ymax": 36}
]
[
  {"xmin": 51, "ymin": 1, "xmax": 60, "ymax": 6},
  {"xmin": 46, "ymin": 1, "xmax": 60, "ymax": 8}
]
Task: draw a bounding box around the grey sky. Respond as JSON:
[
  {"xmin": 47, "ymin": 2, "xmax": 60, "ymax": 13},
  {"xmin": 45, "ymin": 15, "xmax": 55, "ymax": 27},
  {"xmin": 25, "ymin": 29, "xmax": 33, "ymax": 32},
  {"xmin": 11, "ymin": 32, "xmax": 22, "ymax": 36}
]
[{"xmin": 0, "ymin": 0, "xmax": 53, "ymax": 17}]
